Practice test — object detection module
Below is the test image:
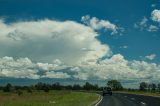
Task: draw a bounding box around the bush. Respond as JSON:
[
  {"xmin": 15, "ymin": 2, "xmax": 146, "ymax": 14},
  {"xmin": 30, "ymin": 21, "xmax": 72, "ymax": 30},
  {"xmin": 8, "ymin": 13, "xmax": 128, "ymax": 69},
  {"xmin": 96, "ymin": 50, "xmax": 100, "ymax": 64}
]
[
  {"xmin": 44, "ymin": 87, "xmax": 49, "ymax": 92},
  {"xmin": 27, "ymin": 88, "xmax": 32, "ymax": 93},
  {"xmin": 17, "ymin": 90, "xmax": 23, "ymax": 96}
]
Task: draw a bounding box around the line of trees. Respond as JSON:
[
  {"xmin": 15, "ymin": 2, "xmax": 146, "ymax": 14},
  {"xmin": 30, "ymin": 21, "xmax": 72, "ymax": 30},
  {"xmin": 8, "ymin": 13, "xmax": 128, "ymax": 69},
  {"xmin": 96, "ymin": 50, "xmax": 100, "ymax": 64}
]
[
  {"xmin": 139, "ymin": 82, "xmax": 160, "ymax": 92},
  {"xmin": 0, "ymin": 82, "xmax": 101, "ymax": 93},
  {"xmin": 2, "ymin": 80, "xmax": 159, "ymax": 94},
  {"xmin": 0, "ymin": 80, "xmax": 124, "ymax": 94}
]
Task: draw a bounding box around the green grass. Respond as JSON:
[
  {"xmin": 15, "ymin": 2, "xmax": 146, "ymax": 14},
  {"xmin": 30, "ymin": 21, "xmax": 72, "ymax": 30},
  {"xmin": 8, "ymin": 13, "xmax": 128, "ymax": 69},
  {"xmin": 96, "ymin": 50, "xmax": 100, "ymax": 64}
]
[
  {"xmin": 115, "ymin": 91, "xmax": 160, "ymax": 97},
  {"xmin": 0, "ymin": 90, "xmax": 99, "ymax": 106}
]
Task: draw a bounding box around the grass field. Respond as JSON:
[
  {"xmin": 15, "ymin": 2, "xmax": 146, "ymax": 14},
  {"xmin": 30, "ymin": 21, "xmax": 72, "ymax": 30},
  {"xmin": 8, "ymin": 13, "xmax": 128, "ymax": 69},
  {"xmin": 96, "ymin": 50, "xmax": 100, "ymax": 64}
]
[{"xmin": 0, "ymin": 90, "xmax": 99, "ymax": 106}]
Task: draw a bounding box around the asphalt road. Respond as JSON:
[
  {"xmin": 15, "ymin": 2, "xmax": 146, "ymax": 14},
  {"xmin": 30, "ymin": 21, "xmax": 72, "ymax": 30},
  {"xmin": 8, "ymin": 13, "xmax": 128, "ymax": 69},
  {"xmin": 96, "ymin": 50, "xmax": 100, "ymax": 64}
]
[{"xmin": 97, "ymin": 93, "xmax": 160, "ymax": 106}]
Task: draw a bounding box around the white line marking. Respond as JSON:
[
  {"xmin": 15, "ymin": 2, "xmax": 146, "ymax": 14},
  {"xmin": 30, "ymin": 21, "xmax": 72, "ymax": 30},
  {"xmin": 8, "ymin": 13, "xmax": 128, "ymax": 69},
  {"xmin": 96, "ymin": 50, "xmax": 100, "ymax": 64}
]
[
  {"xmin": 95, "ymin": 95, "xmax": 103, "ymax": 106},
  {"xmin": 131, "ymin": 98, "xmax": 135, "ymax": 100},
  {"xmin": 141, "ymin": 102, "xmax": 147, "ymax": 105}
]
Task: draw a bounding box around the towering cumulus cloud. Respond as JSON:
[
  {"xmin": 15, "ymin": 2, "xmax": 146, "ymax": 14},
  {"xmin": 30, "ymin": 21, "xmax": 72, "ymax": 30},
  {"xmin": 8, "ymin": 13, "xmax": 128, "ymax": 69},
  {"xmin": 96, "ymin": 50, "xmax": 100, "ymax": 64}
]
[{"xmin": 0, "ymin": 19, "xmax": 110, "ymax": 65}]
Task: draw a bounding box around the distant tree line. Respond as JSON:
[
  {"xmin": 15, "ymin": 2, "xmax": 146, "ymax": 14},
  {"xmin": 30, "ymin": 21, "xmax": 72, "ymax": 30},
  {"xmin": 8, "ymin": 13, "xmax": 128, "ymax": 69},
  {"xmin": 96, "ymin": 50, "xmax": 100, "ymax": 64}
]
[
  {"xmin": 0, "ymin": 82, "xmax": 102, "ymax": 93},
  {"xmin": 139, "ymin": 82, "xmax": 160, "ymax": 92},
  {"xmin": 1, "ymin": 80, "xmax": 158, "ymax": 94},
  {"xmin": 0, "ymin": 80, "xmax": 124, "ymax": 93}
]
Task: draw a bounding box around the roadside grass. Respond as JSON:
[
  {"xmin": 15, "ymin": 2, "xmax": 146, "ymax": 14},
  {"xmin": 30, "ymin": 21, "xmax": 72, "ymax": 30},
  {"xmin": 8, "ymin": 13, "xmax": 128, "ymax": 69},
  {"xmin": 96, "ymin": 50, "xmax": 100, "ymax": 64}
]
[
  {"xmin": 115, "ymin": 91, "xmax": 160, "ymax": 97},
  {"xmin": 0, "ymin": 90, "xmax": 99, "ymax": 106}
]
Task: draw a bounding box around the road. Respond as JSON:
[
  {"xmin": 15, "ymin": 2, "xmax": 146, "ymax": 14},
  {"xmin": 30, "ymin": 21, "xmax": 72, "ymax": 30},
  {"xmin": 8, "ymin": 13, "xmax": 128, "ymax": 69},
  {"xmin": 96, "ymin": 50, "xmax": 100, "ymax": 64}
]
[{"xmin": 97, "ymin": 93, "xmax": 160, "ymax": 106}]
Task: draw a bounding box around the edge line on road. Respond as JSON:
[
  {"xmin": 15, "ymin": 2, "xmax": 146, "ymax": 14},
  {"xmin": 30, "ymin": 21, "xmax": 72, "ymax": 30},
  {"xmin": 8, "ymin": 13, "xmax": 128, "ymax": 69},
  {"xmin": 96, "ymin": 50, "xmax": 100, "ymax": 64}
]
[{"xmin": 94, "ymin": 94, "xmax": 103, "ymax": 106}]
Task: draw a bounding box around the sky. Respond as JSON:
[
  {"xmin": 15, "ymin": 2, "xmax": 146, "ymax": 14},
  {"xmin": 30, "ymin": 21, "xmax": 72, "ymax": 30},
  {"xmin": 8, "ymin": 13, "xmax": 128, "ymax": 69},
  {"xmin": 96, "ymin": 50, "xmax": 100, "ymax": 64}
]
[{"xmin": 0, "ymin": 0, "xmax": 160, "ymax": 88}]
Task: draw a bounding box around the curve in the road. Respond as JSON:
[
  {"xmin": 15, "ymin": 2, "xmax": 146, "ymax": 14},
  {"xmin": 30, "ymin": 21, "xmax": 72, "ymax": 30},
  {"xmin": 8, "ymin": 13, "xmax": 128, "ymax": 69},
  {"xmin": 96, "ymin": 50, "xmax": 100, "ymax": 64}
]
[{"xmin": 97, "ymin": 93, "xmax": 160, "ymax": 106}]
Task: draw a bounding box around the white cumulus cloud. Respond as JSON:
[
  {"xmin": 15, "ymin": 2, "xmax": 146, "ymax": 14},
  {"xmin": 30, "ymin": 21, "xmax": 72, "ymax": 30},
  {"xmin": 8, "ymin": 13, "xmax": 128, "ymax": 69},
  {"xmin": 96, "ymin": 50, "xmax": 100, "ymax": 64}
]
[
  {"xmin": 120, "ymin": 45, "xmax": 128, "ymax": 49},
  {"xmin": 134, "ymin": 17, "xmax": 148, "ymax": 30},
  {"xmin": 0, "ymin": 56, "xmax": 71, "ymax": 79},
  {"xmin": 81, "ymin": 15, "xmax": 118, "ymax": 35},
  {"xmin": 74, "ymin": 54, "xmax": 160, "ymax": 82},
  {"xmin": 148, "ymin": 25, "xmax": 159, "ymax": 32},
  {"xmin": 0, "ymin": 55, "xmax": 160, "ymax": 84},
  {"xmin": 145, "ymin": 54, "xmax": 156, "ymax": 60},
  {"xmin": 0, "ymin": 56, "xmax": 39, "ymax": 79},
  {"xmin": 151, "ymin": 9, "xmax": 160, "ymax": 22},
  {"xmin": 42, "ymin": 71, "xmax": 70, "ymax": 79},
  {"xmin": 134, "ymin": 16, "xmax": 159, "ymax": 32}
]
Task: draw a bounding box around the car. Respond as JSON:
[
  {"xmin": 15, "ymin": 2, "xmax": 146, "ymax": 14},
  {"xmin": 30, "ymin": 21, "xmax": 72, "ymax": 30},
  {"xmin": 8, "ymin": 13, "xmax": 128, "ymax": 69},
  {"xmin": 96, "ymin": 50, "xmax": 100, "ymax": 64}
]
[{"xmin": 102, "ymin": 87, "xmax": 112, "ymax": 96}]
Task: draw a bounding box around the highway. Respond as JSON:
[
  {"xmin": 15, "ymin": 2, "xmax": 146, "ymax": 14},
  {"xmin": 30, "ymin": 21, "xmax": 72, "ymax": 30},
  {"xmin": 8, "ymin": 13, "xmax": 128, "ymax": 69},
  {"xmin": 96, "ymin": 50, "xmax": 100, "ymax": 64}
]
[{"xmin": 97, "ymin": 93, "xmax": 160, "ymax": 106}]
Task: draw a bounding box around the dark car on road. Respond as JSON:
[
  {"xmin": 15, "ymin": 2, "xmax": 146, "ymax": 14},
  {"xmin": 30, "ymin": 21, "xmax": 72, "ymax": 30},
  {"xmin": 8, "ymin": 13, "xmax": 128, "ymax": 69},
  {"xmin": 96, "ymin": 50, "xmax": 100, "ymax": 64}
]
[{"xmin": 102, "ymin": 87, "xmax": 112, "ymax": 96}]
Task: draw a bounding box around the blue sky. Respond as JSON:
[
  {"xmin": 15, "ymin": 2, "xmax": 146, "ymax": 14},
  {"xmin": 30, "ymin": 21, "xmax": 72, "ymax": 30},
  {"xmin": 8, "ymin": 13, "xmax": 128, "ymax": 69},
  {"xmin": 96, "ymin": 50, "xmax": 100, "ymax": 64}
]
[{"xmin": 0, "ymin": 0, "xmax": 160, "ymax": 87}]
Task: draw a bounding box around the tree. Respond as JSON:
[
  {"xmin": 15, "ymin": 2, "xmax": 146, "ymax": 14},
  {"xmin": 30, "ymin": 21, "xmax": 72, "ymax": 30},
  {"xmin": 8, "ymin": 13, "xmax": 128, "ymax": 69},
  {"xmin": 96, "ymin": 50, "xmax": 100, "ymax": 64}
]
[
  {"xmin": 35, "ymin": 82, "xmax": 44, "ymax": 90},
  {"xmin": 51, "ymin": 82, "xmax": 62, "ymax": 90},
  {"xmin": 151, "ymin": 83, "xmax": 156, "ymax": 92},
  {"xmin": 139, "ymin": 82, "xmax": 147, "ymax": 91},
  {"xmin": 147, "ymin": 84, "xmax": 152, "ymax": 92},
  {"xmin": 93, "ymin": 84, "xmax": 99, "ymax": 91},
  {"xmin": 157, "ymin": 83, "xmax": 160, "ymax": 92},
  {"xmin": 83, "ymin": 82, "xmax": 93, "ymax": 90},
  {"xmin": 3, "ymin": 83, "xmax": 12, "ymax": 92},
  {"xmin": 72, "ymin": 84, "xmax": 81, "ymax": 90},
  {"xmin": 107, "ymin": 80, "xmax": 123, "ymax": 90},
  {"xmin": 65, "ymin": 85, "xmax": 73, "ymax": 90}
]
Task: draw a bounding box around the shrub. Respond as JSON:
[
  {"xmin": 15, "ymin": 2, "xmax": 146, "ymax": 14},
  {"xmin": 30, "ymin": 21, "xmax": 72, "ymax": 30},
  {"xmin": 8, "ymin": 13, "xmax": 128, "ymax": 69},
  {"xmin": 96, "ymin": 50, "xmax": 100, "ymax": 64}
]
[
  {"xmin": 17, "ymin": 90, "xmax": 23, "ymax": 96},
  {"xmin": 27, "ymin": 88, "xmax": 33, "ymax": 93}
]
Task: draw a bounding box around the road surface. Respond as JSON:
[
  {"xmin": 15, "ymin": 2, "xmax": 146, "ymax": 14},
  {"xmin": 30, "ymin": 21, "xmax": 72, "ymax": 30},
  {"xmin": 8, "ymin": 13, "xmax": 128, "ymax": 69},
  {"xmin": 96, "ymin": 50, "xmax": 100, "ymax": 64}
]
[{"xmin": 97, "ymin": 93, "xmax": 160, "ymax": 106}]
